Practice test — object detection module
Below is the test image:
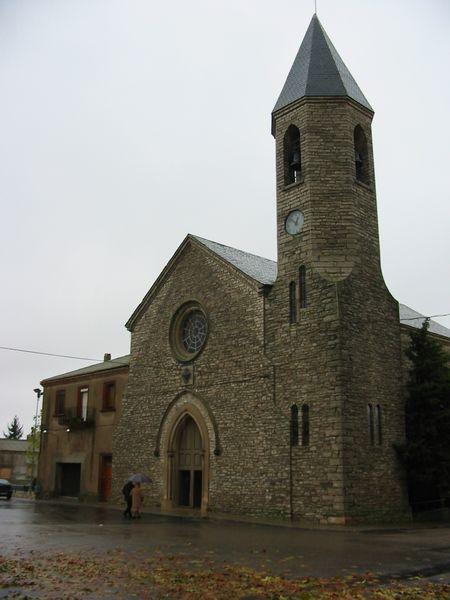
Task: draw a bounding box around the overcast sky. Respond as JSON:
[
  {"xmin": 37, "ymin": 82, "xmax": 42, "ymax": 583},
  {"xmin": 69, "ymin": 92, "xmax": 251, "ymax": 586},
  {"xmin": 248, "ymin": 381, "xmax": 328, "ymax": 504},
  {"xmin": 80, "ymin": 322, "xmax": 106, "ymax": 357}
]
[{"xmin": 1, "ymin": 0, "xmax": 449, "ymax": 435}]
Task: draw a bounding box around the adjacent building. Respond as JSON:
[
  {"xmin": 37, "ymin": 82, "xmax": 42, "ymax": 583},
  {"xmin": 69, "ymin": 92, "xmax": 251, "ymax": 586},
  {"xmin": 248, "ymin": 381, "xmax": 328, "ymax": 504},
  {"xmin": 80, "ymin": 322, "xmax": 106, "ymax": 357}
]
[
  {"xmin": 38, "ymin": 354, "xmax": 129, "ymax": 501},
  {"xmin": 0, "ymin": 439, "xmax": 30, "ymax": 485}
]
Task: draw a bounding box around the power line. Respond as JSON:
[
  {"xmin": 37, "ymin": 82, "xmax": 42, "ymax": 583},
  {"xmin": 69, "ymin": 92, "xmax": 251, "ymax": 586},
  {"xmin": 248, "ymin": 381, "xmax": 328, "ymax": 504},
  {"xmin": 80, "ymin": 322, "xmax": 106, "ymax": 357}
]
[
  {"xmin": 0, "ymin": 346, "xmax": 129, "ymax": 365},
  {"xmin": 400, "ymin": 313, "xmax": 450, "ymax": 322},
  {"xmin": 1, "ymin": 313, "xmax": 449, "ymax": 364}
]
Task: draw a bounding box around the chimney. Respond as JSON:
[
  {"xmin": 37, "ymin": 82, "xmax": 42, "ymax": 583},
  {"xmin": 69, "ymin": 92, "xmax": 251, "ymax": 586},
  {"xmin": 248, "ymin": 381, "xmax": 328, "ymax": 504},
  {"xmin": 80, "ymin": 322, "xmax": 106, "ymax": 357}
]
[{"xmin": 104, "ymin": 353, "xmax": 111, "ymax": 362}]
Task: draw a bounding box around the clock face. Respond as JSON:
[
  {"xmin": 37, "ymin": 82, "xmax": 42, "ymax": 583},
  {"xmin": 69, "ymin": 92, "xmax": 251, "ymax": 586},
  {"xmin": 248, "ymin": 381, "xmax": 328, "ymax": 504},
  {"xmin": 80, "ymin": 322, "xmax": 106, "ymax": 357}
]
[{"xmin": 285, "ymin": 210, "xmax": 304, "ymax": 235}]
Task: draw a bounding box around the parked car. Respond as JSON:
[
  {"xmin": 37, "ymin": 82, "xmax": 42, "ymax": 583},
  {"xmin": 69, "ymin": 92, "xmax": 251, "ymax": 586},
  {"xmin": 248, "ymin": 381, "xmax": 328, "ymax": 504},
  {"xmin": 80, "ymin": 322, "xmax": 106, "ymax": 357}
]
[{"xmin": 0, "ymin": 479, "xmax": 13, "ymax": 500}]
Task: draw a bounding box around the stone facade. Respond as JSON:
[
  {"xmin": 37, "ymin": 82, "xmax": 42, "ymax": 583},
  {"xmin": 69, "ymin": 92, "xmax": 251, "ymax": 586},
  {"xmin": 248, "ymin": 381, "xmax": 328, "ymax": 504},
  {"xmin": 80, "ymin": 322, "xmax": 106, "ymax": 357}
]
[
  {"xmin": 109, "ymin": 18, "xmax": 450, "ymax": 524},
  {"xmin": 112, "ymin": 241, "xmax": 288, "ymax": 517},
  {"xmin": 266, "ymin": 97, "xmax": 410, "ymax": 523},
  {"xmin": 111, "ymin": 96, "xmax": 414, "ymax": 524},
  {"xmin": 38, "ymin": 16, "xmax": 450, "ymax": 523}
]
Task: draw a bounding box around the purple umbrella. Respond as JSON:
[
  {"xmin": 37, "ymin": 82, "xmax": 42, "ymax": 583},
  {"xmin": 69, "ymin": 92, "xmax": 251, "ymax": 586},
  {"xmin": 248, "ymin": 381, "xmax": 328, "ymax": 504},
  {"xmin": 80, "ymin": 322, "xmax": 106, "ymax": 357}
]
[{"xmin": 129, "ymin": 474, "xmax": 152, "ymax": 484}]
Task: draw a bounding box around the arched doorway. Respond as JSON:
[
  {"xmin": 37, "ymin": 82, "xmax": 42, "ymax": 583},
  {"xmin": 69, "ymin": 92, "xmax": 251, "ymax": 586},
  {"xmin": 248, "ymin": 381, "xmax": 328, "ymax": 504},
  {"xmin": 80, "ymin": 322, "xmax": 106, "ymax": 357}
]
[
  {"xmin": 173, "ymin": 415, "xmax": 203, "ymax": 508},
  {"xmin": 160, "ymin": 395, "xmax": 214, "ymax": 514}
]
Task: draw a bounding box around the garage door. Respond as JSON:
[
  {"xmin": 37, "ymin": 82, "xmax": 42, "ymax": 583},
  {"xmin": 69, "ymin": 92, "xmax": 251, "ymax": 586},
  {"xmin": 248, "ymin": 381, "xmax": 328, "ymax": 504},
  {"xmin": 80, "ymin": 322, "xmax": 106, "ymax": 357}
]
[{"xmin": 58, "ymin": 463, "xmax": 81, "ymax": 497}]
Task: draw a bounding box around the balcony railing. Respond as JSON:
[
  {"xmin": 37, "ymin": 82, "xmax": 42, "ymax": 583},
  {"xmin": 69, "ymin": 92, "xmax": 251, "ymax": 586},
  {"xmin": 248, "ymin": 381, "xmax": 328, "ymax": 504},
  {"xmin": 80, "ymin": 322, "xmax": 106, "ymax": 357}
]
[{"xmin": 58, "ymin": 408, "xmax": 96, "ymax": 430}]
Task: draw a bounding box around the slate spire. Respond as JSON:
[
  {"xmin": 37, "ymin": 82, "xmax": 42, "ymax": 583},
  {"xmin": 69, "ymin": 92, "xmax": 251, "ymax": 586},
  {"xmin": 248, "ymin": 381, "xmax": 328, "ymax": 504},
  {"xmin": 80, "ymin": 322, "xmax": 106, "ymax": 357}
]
[{"xmin": 273, "ymin": 15, "xmax": 372, "ymax": 126}]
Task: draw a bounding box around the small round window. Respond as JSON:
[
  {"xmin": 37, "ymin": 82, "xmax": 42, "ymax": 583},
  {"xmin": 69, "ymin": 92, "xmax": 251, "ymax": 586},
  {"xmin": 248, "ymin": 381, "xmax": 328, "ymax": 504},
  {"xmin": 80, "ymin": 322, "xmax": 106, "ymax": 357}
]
[{"xmin": 170, "ymin": 303, "xmax": 208, "ymax": 362}]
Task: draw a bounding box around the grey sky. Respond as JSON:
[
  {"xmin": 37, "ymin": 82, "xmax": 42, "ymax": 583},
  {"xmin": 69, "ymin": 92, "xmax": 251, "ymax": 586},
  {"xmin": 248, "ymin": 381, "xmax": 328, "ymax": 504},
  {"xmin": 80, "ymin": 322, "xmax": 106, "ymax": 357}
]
[{"xmin": 1, "ymin": 0, "xmax": 449, "ymax": 435}]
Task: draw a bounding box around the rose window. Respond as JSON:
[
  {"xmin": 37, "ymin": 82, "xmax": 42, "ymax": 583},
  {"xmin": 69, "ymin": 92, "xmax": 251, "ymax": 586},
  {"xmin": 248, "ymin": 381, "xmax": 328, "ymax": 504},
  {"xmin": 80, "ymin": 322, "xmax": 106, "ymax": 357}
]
[
  {"xmin": 170, "ymin": 303, "xmax": 208, "ymax": 362},
  {"xmin": 181, "ymin": 311, "xmax": 207, "ymax": 353}
]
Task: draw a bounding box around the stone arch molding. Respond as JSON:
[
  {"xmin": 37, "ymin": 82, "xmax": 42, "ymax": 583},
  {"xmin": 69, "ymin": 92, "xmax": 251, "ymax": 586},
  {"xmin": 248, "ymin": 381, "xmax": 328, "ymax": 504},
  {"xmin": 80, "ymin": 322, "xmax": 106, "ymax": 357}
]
[
  {"xmin": 157, "ymin": 391, "xmax": 219, "ymax": 513},
  {"xmin": 154, "ymin": 391, "xmax": 221, "ymax": 459}
]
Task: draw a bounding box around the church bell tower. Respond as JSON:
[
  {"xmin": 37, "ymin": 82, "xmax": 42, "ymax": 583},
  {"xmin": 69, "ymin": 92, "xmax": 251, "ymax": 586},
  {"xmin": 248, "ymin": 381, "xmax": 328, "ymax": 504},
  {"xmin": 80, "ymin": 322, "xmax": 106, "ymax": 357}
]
[{"xmin": 266, "ymin": 15, "xmax": 410, "ymax": 523}]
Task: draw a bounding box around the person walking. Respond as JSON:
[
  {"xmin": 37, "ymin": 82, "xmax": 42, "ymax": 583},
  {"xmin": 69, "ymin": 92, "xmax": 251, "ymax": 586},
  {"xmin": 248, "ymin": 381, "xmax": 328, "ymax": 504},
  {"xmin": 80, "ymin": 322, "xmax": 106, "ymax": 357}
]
[
  {"xmin": 131, "ymin": 482, "xmax": 143, "ymax": 519},
  {"xmin": 122, "ymin": 480, "xmax": 134, "ymax": 518}
]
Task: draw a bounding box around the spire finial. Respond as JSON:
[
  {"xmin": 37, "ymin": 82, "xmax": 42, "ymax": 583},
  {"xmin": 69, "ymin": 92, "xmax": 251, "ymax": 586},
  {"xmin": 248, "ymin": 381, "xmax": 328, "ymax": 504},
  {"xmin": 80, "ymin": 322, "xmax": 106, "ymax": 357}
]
[
  {"xmin": 314, "ymin": 0, "xmax": 317, "ymax": 15},
  {"xmin": 272, "ymin": 13, "xmax": 373, "ymax": 131}
]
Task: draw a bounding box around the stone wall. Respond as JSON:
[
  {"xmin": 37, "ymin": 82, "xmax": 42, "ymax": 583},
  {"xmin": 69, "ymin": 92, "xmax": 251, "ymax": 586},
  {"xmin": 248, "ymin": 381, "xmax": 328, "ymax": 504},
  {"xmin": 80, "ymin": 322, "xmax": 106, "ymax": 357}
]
[
  {"xmin": 111, "ymin": 94, "xmax": 427, "ymax": 524},
  {"xmin": 112, "ymin": 240, "xmax": 290, "ymax": 518},
  {"xmin": 266, "ymin": 97, "xmax": 410, "ymax": 523}
]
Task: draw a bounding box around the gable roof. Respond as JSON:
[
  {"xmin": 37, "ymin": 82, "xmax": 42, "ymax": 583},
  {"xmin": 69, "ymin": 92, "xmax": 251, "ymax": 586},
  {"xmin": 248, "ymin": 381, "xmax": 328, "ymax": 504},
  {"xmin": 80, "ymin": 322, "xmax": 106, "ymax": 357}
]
[
  {"xmin": 41, "ymin": 354, "xmax": 130, "ymax": 385},
  {"xmin": 125, "ymin": 234, "xmax": 276, "ymax": 331},
  {"xmin": 398, "ymin": 304, "xmax": 450, "ymax": 338},
  {"xmin": 40, "ymin": 239, "xmax": 449, "ymax": 384},
  {"xmin": 192, "ymin": 236, "xmax": 277, "ymax": 285},
  {"xmin": 272, "ymin": 14, "xmax": 372, "ymax": 133},
  {"xmin": 194, "ymin": 240, "xmax": 450, "ymax": 338},
  {"xmin": 127, "ymin": 234, "xmax": 450, "ymax": 339}
]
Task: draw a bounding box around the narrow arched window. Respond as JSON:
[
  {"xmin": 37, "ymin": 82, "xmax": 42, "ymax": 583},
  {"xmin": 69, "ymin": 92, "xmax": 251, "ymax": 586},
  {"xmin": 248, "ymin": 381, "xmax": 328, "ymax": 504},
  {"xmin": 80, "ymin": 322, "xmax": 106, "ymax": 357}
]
[
  {"xmin": 289, "ymin": 281, "xmax": 297, "ymax": 323},
  {"xmin": 375, "ymin": 404, "xmax": 382, "ymax": 445},
  {"xmin": 290, "ymin": 405, "xmax": 299, "ymax": 446},
  {"xmin": 301, "ymin": 404, "xmax": 310, "ymax": 446},
  {"xmin": 354, "ymin": 125, "xmax": 369, "ymax": 185},
  {"xmin": 284, "ymin": 125, "xmax": 301, "ymax": 185},
  {"xmin": 299, "ymin": 265, "xmax": 307, "ymax": 309},
  {"xmin": 367, "ymin": 404, "xmax": 374, "ymax": 445}
]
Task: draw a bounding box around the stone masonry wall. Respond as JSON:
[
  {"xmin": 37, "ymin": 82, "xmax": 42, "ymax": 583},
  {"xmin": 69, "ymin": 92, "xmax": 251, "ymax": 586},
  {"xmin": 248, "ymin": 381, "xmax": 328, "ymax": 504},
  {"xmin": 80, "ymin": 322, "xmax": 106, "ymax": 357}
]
[
  {"xmin": 112, "ymin": 241, "xmax": 291, "ymax": 518},
  {"xmin": 266, "ymin": 97, "xmax": 410, "ymax": 523}
]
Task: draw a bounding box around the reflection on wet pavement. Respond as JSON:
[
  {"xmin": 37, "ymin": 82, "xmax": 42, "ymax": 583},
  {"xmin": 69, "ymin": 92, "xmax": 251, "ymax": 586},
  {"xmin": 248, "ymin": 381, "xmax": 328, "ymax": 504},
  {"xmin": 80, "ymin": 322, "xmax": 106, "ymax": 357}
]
[{"xmin": 1, "ymin": 498, "xmax": 450, "ymax": 582}]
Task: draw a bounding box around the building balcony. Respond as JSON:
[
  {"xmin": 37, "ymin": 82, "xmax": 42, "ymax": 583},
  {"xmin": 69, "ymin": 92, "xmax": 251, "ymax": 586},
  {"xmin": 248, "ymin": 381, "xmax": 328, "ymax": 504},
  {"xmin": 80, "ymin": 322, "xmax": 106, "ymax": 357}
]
[{"xmin": 57, "ymin": 408, "xmax": 96, "ymax": 430}]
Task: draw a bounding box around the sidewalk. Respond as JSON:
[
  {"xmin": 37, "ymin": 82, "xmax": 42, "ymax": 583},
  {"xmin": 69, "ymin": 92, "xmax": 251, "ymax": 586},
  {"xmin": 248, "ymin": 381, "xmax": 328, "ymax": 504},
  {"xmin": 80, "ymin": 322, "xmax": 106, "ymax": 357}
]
[{"xmin": 23, "ymin": 495, "xmax": 450, "ymax": 533}]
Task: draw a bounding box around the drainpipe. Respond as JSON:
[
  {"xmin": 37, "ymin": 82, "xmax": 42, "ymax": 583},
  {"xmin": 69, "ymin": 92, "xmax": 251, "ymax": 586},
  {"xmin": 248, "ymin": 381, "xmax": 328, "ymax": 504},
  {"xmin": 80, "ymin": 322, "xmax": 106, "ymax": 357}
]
[{"xmin": 289, "ymin": 418, "xmax": 293, "ymax": 520}]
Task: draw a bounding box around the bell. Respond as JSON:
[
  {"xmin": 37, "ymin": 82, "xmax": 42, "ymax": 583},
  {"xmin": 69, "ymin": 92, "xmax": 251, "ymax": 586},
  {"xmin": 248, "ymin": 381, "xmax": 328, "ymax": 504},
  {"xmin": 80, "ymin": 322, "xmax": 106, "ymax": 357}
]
[{"xmin": 290, "ymin": 151, "xmax": 300, "ymax": 168}]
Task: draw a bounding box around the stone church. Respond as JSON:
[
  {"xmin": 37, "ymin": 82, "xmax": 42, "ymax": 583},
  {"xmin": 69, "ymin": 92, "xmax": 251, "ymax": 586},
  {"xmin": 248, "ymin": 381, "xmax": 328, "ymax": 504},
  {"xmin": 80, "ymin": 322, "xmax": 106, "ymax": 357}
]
[
  {"xmin": 38, "ymin": 15, "xmax": 449, "ymax": 523},
  {"xmin": 111, "ymin": 14, "xmax": 420, "ymax": 524}
]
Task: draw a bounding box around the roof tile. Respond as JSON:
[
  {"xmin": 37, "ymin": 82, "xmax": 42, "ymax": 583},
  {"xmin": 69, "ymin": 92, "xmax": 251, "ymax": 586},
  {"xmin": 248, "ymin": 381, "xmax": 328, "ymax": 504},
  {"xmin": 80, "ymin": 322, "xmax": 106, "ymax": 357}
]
[{"xmin": 273, "ymin": 15, "xmax": 372, "ymax": 119}]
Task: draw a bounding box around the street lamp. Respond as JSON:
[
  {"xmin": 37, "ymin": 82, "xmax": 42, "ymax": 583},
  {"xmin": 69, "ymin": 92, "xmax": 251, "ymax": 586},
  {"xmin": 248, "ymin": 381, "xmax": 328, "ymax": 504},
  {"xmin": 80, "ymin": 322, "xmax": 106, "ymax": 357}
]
[{"xmin": 31, "ymin": 388, "xmax": 43, "ymax": 489}]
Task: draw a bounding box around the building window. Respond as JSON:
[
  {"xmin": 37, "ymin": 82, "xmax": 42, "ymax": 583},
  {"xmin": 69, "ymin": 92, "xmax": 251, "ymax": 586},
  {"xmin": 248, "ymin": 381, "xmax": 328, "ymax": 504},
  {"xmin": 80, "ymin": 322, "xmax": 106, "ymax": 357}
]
[
  {"xmin": 375, "ymin": 404, "xmax": 382, "ymax": 445},
  {"xmin": 181, "ymin": 310, "xmax": 207, "ymax": 353},
  {"xmin": 367, "ymin": 404, "xmax": 374, "ymax": 445},
  {"xmin": 301, "ymin": 404, "xmax": 310, "ymax": 446},
  {"xmin": 354, "ymin": 125, "xmax": 369, "ymax": 185},
  {"xmin": 77, "ymin": 387, "xmax": 89, "ymax": 421},
  {"xmin": 102, "ymin": 382, "xmax": 116, "ymax": 411},
  {"xmin": 290, "ymin": 405, "xmax": 299, "ymax": 446},
  {"xmin": 289, "ymin": 281, "xmax": 297, "ymax": 323},
  {"xmin": 284, "ymin": 125, "xmax": 302, "ymax": 185},
  {"xmin": 54, "ymin": 390, "xmax": 65, "ymax": 417},
  {"xmin": 299, "ymin": 265, "xmax": 307, "ymax": 309},
  {"xmin": 170, "ymin": 302, "xmax": 208, "ymax": 362}
]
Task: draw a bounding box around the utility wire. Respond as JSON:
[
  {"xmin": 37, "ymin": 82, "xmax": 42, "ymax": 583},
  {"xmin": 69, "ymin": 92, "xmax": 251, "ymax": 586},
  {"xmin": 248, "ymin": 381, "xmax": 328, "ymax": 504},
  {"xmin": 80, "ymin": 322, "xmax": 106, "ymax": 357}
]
[
  {"xmin": 400, "ymin": 313, "xmax": 450, "ymax": 322},
  {"xmin": 1, "ymin": 313, "xmax": 449, "ymax": 363},
  {"xmin": 0, "ymin": 346, "xmax": 129, "ymax": 365}
]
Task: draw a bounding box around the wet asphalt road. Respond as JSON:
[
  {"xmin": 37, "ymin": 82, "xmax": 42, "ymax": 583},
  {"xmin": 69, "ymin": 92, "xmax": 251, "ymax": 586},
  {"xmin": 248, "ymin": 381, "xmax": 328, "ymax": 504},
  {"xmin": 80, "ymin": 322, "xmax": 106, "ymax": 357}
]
[{"xmin": 1, "ymin": 498, "xmax": 450, "ymax": 582}]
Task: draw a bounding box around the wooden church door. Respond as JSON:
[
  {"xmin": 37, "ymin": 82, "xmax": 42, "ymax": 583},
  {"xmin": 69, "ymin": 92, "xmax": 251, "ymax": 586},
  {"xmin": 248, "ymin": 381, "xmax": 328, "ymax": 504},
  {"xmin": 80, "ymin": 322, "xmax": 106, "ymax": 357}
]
[{"xmin": 176, "ymin": 416, "xmax": 203, "ymax": 509}]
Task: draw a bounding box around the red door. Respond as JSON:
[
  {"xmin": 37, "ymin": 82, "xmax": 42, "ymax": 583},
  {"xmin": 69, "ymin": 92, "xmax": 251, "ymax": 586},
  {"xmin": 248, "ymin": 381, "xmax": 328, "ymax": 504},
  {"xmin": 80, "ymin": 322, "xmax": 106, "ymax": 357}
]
[{"xmin": 99, "ymin": 455, "xmax": 112, "ymax": 501}]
